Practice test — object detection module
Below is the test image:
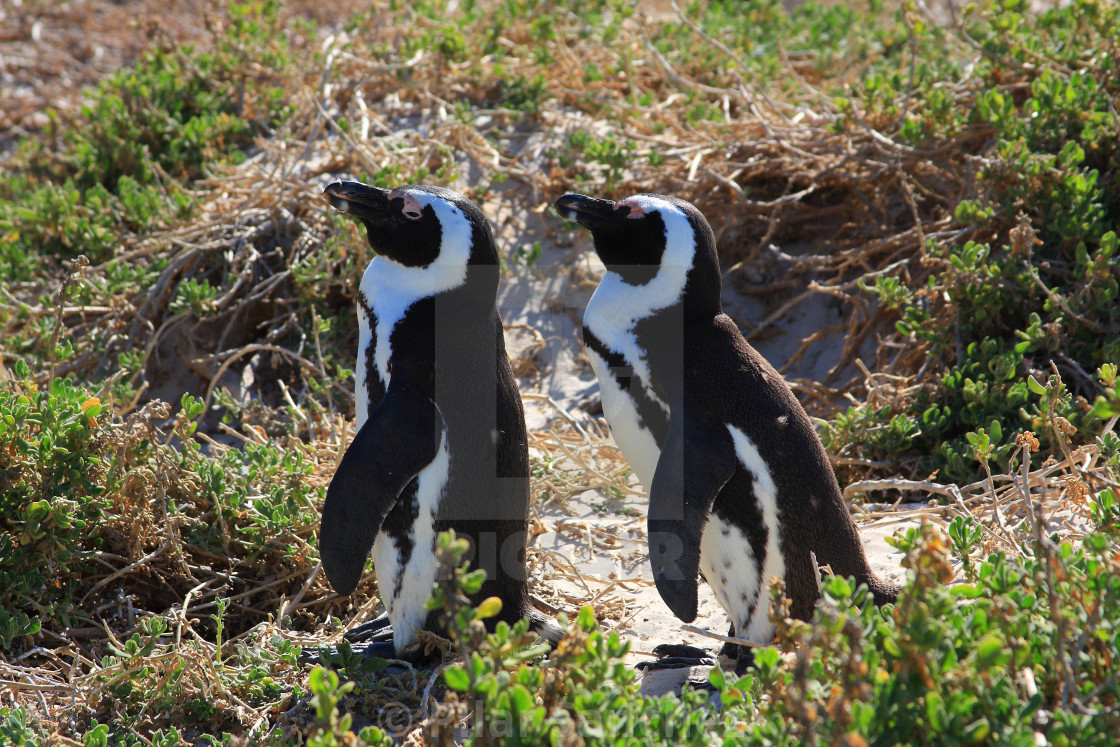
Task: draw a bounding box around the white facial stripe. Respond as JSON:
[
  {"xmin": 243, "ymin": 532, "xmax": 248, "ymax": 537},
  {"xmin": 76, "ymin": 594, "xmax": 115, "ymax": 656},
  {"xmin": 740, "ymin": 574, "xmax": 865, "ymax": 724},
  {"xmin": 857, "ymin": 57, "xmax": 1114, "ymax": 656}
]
[
  {"xmin": 583, "ymin": 196, "xmax": 695, "ymax": 386},
  {"xmin": 358, "ymin": 189, "xmax": 473, "ymax": 386},
  {"xmin": 725, "ymin": 424, "xmax": 785, "ymax": 642}
]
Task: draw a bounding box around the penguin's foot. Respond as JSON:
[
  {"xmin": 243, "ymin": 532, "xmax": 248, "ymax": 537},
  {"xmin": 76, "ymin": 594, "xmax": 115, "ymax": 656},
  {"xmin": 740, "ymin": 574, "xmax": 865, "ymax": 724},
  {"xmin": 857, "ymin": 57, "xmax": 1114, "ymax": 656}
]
[
  {"xmin": 717, "ymin": 623, "xmax": 741, "ymax": 661},
  {"xmin": 716, "ymin": 624, "xmax": 763, "ymax": 676},
  {"xmin": 718, "ymin": 638, "xmax": 761, "ymax": 677},
  {"xmin": 635, "ymin": 643, "xmax": 716, "ymax": 671},
  {"xmin": 732, "ymin": 646, "xmax": 761, "ymax": 677},
  {"xmin": 298, "ymin": 638, "xmax": 395, "ymax": 667},
  {"xmin": 343, "ymin": 612, "xmax": 393, "ymax": 643},
  {"xmin": 298, "ymin": 638, "xmax": 443, "ymax": 673},
  {"xmin": 651, "ymin": 643, "xmax": 716, "ymax": 660},
  {"xmin": 298, "ymin": 613, "xmax": 395, "ymax": 665}
]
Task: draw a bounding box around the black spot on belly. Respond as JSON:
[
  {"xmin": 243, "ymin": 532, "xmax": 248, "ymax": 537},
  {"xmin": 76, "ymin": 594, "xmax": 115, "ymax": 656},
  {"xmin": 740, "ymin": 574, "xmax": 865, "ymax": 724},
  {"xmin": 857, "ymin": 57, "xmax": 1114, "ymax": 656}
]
[
  {"xmin": 583, "ymin": 328, "xmax": 633, "ymax": 391},
  {"xmin": 583, "ymin": 327, "xmax": 669, "ymax": 444},
  {"xmin": 381, "ymin": 480, "xmax": 420, "ymax": 600}
]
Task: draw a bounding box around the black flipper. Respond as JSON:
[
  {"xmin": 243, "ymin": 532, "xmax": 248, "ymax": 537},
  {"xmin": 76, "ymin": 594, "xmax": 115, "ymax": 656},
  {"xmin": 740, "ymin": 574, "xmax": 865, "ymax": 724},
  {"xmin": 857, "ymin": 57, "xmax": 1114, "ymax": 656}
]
[
  {"xmin": 648, "ymin": 402, "xmax": 737, "ymax": 623},
  {"xmin": 319, "ymin": 381, "xmax": 443, "ymax": 595},
  {"xmin": 651, "ymin": 643, "xmax": 713, "ymax": 660}
]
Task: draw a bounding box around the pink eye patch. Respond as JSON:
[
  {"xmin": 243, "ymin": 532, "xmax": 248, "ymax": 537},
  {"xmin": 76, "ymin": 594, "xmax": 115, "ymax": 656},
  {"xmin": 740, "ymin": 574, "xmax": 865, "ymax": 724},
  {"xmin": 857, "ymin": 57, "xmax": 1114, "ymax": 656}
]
[
  {"xmin": 389, "ymin": 188, "xmax": 424, "ymax": 219},
  {"xmin": 615, "ymin": 199, "xmax": 646, "ymax": 219}
]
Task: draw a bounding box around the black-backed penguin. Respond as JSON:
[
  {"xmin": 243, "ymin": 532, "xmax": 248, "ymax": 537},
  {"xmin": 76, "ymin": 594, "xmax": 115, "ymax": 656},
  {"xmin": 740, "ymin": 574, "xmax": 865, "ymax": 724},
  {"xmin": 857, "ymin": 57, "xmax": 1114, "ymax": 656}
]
[
  {"xmin": 319, "ymin": 181, "xmax": 559, "ymax": 660},
  {"xmin": 554, "ymin": 192, "xmax": 898, "ymax": 672}
]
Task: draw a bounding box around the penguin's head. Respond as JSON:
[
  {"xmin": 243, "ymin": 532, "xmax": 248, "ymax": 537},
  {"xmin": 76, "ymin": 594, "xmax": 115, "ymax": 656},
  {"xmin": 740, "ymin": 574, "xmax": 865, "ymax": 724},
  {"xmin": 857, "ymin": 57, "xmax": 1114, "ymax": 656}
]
[
  {"xmin": 324, "ymin": 181, "xmax": 497, "ymax": 267},
  {"xmin": 554, "ymin": 192, "xmax": 721, "ymax": 312}
]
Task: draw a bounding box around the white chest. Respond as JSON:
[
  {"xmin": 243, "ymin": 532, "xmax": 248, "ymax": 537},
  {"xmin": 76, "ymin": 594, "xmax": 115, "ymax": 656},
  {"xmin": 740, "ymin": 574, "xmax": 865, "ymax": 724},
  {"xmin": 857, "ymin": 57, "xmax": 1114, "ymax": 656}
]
[
  {"xmin": 353, "ymin": 235, "xmax": 472, "ymax": 429},
  {"xmin": 585, "ymin": 346, "xmax": 662, "ymax": 491},
  {"xmin": 584, "ymin": 276, "xmax": 657, "ymax": 385},
  {"xmin": 583, "ymin": 278, "xmax": 673, "ymax": 491},
  {"xmin": 353, "ymin": 282, "xmax": 414, "ymax": 430},
  {"xmin": 353, "ymin": 258, "xmax": 416, "ymax": 432},
  {"xmin": 360, "ymin": 256, "xmax": 426, "ymax": 387}
]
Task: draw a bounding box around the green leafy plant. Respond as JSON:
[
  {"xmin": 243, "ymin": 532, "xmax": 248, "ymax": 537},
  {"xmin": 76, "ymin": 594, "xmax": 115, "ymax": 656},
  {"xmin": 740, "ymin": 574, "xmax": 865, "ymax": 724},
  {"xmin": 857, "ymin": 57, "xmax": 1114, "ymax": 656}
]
[
  {"xmin": 0, "ymin": 362, "xmax": 115, "ymax": 631},
  {"xmin": 0, "ymin": 0, "xmax": 294, "ymax": 277},
  {"xmin": 304, "ymin": 666, "xmax": 392, "ymax": 747},
  {"xmin": 0, "ymin": 706, "xmax": 41, "ymax": 746},
  {"xmin": 418, "ymin": 515, "xmax": 1120, "ymax": 745},
  {"xmin": 818, "ymin": 0, "xmax": 1120, "ymax": 483},
  {"xmin": 429, "ymin": 530, "xmax": 738, "ymax": 744}
]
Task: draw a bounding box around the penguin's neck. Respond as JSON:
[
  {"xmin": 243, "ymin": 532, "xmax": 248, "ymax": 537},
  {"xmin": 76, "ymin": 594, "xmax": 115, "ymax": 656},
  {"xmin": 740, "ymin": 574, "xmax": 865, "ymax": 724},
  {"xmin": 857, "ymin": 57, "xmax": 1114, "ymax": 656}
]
[
  {"xmin": 586, "ymin": 264, "xmax": 721, "ymax": 357},
  {"xmin": 586, "ymin": 256, "xmax": 685, "ymax": 329}
]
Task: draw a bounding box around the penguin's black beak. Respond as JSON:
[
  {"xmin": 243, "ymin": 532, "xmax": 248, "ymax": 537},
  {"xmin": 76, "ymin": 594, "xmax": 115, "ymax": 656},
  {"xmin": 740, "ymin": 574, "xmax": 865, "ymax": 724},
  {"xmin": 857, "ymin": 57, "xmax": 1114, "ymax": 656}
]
[
  {"xmin": 323, "ymin": 181, "xmax": 394, "ymax": 223},
  {"xmin": 553, "ymin": 193, "xmax": 626, "ymax": 231}
]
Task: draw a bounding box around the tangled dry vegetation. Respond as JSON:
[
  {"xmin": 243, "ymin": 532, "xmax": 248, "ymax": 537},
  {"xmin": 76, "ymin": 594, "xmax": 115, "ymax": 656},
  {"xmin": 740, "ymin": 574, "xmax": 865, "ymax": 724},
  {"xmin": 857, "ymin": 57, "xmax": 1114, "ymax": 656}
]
[{"xmin": 1, "ymin": 0, "xmax": 1118, "ymax": 743}]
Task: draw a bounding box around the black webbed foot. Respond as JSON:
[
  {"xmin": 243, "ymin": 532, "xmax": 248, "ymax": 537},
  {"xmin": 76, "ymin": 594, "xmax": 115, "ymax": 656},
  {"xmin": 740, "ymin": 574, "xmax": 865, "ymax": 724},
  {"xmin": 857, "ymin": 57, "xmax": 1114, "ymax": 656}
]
[
  {"xmin": 299, "ymin": 638, "xmax": 398, "ymax": 667},
  {"xmin": 635, "ymin": 643, "xmax": 716, "ymax": 671},
  {"xmin": 299, "ymin": 613, "xmax": 396, "ymax": 666},
  {"xmin": 636, "ymin": 657, "xmax": 718, "ymax": 672},
  {"xmin": 299, "ymin": 628, "xmax": 440, "ymax": 672},
  {"xmin": 343, "ymin": 612, "xmax": 393, "ymax": 643},
  {"xmin": 715, "ymin": 624, "xmax": 762, "ymax": 676},
  {"xmin": 651, "ymin": 643, "xmax": 713, "ymax": 659},
  {"xmin": 733, "ymin": 643, "xmax": 761, "ymax": 677}
]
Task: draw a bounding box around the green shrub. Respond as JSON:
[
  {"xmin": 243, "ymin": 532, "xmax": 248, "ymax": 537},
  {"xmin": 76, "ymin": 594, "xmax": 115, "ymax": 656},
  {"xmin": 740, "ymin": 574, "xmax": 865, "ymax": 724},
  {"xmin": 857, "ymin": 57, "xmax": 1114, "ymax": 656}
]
[
  {"xmin": 0, "ymin": 362, "xmax": 115, "ymax": 635},
  {"xmin": 749, "ymin": 517, "xmax": 1120, "ymax": 745},
  {"xmin": 0, "ymin": 0, "xmax": 295, "ymax": 277},
  {"xmin": 816, "ymin": 0, "xmax": 1120, "ymax": 483},
  {"xmin": 0, "ymin": 706, "xmax": 41, "ymax": 746},
  {"xmin": 169, "ymin": 423, "xmax": 321, "ymax": 561},
  {"xmin": 413, "ymin": 518, "xmax": 1120, "ymax": 745},
  {"xmin": 0, "ymin": 339, "xmax": 323, "ymax": 655}
]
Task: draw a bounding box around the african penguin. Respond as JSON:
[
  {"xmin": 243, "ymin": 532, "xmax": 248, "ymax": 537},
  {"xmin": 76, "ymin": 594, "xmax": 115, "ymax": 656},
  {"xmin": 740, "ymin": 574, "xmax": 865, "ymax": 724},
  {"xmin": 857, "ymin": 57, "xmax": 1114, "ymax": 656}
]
[
  {"xmin": 319, "ymin": 181, "xmax": 560, "ymax": 660},
  {"xmin": 554, "ymin": 192, "xmax": 899, "ymax": 673}
]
